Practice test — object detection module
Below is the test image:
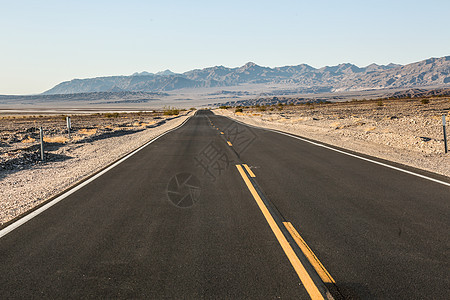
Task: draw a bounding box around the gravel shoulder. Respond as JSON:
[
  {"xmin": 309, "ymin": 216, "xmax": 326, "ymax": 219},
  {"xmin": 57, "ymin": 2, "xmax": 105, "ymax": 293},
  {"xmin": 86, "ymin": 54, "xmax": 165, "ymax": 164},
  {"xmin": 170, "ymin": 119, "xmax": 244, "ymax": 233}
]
[
  {"xmin": 214, "ymin": 99, "xmax": 450, "ymax": 178},
  {"xmin": 0, "ymin": 112, "xmax": 191, "ymax": 226}
]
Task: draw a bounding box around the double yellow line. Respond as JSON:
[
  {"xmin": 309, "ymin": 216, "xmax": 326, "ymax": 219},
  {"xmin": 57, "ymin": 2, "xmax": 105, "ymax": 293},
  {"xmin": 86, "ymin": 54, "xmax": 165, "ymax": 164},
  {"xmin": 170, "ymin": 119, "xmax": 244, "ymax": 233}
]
[
  {"xmin": 236, "ymin": 164, "xmax": 334, "ymax": 300},
  {"xmin": 210, "ymin": 121, "xmax": 232, "ymax": 147}
]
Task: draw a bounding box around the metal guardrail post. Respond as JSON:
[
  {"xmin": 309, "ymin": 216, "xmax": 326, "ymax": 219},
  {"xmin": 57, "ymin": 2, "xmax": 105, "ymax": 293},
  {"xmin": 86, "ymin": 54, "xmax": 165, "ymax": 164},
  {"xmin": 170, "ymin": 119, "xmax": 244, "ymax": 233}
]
[
  {"xmin": 40, "ymin": 127, "xmax": 44, "ymax": 161},
  {"xmin": 66, "ymin": 116, "xmax": 71, "ymax": 139},
  {"xmin": 443, "ymin": 115, "xmax": 448, "ymax": 154}
]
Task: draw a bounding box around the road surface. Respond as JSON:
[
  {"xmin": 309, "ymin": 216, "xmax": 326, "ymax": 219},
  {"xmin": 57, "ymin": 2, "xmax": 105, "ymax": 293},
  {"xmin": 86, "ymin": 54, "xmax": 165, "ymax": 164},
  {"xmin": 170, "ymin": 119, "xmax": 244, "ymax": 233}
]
[{"xmin": 0, "ymin": 110, "xmax": 448, "ymax": 299}]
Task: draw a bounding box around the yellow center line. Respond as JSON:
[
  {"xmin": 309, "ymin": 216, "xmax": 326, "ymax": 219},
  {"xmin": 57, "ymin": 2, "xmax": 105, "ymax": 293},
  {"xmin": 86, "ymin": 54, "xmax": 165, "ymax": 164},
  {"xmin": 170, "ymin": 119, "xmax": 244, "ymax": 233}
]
[
  {"xmin": 243, "ymin": 164, "xmax": 256, "ymax": 177},
  {"xmin": 283, "ymin": 222, "xmax": 335, "ymax": 284},
  {"xmin": 235, "ymin": 164, "xmax": 326, "ymax": 300},
  {"xmin": 227, "ymin": 141, "xmax": 233, "ymax": 146}
]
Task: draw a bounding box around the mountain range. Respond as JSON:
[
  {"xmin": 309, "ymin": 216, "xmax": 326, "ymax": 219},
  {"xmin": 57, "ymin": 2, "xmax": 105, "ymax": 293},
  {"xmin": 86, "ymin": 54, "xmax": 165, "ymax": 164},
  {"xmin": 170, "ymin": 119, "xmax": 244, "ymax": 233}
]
[{"xmin": 43, "ymin": 56, "xmax": 450, "ymax": 95}]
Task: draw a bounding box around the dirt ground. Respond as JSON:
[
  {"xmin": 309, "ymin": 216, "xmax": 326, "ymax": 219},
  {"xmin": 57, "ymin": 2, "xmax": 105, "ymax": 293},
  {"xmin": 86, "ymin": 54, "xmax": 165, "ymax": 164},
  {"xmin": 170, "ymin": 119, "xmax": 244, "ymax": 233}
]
[{"xmin": 214, "ymin": 97, "xmax": 450, "ymax": 177}]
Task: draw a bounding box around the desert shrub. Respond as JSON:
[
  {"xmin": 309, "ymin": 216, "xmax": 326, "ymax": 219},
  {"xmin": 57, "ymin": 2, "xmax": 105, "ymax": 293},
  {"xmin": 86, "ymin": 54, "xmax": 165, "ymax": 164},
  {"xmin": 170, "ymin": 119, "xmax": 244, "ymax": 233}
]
[
  {"xmin": 235, "ymin": 108, "xmax": 243, "ymax": 113},
  {"xmin": 163, "ymin": 106, "xmax": 180, "ymax": 115},
  {"xmin": 219, "ymin": 105, "xmax": 230, "ymax": 109},
  {"xmin": 189, "ymin": 107, "xmax": 197, "ymax": 110},
  {"xmin": 377, "ymin": 100, "xmax": 384, "ymax": 107},
  {"xmin": 163, "ymin": 109, "xmax": 179, "ymax": 116},
  {"xmin": 104, "ymin": 112, "xmax": 120, "ymax": 118},
  {"xmin": 257, "ymin": 105, "xmax": 266, "ymax": 111},
  {"xmin": 421, "ymin": 99, "xmax": 430, "ymax": 104}
]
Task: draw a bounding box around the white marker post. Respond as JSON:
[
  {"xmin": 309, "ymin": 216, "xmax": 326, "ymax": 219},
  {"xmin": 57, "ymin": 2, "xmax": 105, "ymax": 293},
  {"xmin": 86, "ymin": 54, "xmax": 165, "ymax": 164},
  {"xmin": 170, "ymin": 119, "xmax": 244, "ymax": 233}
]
[
  {"xmin": 443, "ymin": 115, "xmax": 448, "ymax": 154},
  {"xmin": 66, "ymin": 116, "xmax": 71, "ymax": 139},
  {"xmin": 39, "ymin": 127, "xmax": 44, "ymax": 161}
]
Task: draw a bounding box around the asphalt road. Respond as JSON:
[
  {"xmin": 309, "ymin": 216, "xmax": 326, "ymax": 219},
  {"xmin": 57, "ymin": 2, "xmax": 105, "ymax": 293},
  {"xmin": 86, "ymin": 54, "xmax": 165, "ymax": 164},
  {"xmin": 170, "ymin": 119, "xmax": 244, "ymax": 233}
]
[{"xmin": 0, "ymin": 110, "xmax": 449, "ymax": 299}]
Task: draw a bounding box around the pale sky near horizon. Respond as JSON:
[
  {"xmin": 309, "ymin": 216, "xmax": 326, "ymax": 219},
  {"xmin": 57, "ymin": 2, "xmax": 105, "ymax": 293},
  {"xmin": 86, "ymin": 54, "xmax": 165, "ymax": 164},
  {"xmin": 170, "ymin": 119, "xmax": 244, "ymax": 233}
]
[{"xmin": 1, "ymin": 0, "xmax": 449, "ymax": 95}]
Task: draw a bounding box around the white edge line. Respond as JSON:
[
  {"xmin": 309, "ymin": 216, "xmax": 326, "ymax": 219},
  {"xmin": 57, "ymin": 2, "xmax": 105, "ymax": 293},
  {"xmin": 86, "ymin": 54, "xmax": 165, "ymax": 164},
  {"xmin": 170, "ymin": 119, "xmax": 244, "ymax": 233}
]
[
  {"xmin": 222, "ymin": 114, "xmax": 450, "ymax": 187},
  {"xmin": 0, "ymin": 116, "xmax": 192, "ymax": 239}
]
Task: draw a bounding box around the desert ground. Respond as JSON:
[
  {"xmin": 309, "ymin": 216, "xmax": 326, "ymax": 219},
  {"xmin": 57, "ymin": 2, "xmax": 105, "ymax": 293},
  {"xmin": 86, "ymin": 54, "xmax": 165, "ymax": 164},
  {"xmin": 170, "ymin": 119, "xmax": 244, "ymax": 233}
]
[
  {"xmin": 0, "ymin": 110, "xmax": 191, "ymax": 226},
  {"xmin": 214, "ymin": 97, "xmax": 450, "ymax": 178}
]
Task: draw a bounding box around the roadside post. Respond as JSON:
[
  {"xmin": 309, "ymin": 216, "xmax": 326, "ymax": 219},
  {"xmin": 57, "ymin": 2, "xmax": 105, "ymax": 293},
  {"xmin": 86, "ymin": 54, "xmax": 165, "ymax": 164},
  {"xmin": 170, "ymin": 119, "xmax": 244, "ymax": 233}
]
[
  {"xmin": 443, "ymin": 115, "xmax": 448, "ymax": 154},
  {"xmin": 66, "ymin": 116, "xmax": 71, "ymax": 139},
  {"xmin": 39, "ymin": 127, "xmax": 45, "ymax": 161}
]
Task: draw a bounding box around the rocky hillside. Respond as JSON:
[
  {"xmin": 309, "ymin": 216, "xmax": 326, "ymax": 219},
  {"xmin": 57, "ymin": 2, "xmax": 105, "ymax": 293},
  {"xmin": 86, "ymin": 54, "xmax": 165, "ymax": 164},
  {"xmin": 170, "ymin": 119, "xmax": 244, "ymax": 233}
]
[
  {"xmin": 384, "ymin": 87, "xmax": 450, "ymax": 99},
  {"xmin": 43, "ymin": 75, "xmax": 224, "ymax": 94},
  {"xmin": 43, "ymin": 56, "xmax": 450, "ymax": 94},
  {"xmin": 337, "ymin": 56, "xmax": 450, "ymax": 91}
]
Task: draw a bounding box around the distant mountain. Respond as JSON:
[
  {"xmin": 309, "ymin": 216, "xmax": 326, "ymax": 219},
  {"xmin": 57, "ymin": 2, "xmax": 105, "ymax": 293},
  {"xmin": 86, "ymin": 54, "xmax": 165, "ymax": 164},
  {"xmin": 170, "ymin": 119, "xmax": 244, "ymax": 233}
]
[
  {"xmin": 131, "ymin": 71, "xmax": 154, "ymax": 76},
  {"xmin": 155, "ymin": 69, "xmax": 178, "ymax": 76},
  {"xmin": 364, "ymin": 63, "xmax": 401, "ymax": 73},
  {"xmin": 132, "ymin": 70, "xmax": 178, "ymax": 76},
  {"xmin": 44, "ymin": 75, "xmax": 224, "ymax": 94},
  {"xmin": 337, "ymin": 56, "xmax": 450, "ymax": 91},
  {"xmin": 43, "ymin": 56, "xmax": 450, "ymax": 94},
  {"xmin": 385, "ymin": 87, "xmax": 450, "ymax": 99}
]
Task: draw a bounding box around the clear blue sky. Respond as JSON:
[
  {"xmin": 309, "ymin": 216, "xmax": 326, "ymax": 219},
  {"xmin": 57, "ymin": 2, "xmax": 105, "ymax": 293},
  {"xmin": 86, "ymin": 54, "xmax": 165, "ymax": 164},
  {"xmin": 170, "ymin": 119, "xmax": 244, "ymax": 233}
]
[{"xmin": 1, "ymin": 0, "xmax": 449, "ymax": 94}]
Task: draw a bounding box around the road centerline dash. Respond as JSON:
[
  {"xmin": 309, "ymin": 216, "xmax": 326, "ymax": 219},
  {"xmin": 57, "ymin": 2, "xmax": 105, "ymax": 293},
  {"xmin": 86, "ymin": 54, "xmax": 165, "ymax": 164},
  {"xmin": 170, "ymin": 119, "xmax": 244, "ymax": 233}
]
[
  {"xmin": 243, "ymin": 164, "xmax": 256, "ymax": 177},
  {"xmin": 284, "ymin": 222, "xmax": 335, "ymax": 284},
  {"xmin": 235, "ymin": 164, "xmax": 332, "ymax": 300}
]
